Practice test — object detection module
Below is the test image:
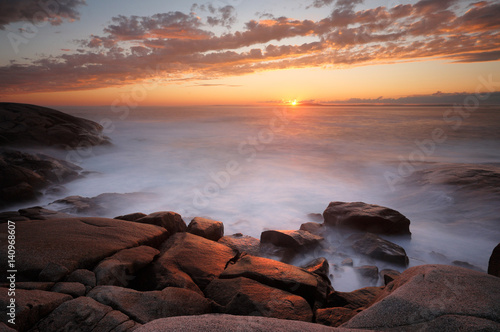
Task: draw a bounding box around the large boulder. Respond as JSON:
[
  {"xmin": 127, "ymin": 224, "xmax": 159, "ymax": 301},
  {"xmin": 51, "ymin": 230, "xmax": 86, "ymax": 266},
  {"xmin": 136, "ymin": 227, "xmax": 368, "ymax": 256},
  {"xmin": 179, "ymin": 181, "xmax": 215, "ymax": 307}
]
[
  {"xmin": 218, "ymin": 233, "xmax": 261, "ymax": 256},
  {"xmin": 0, "ymin": 150, "xmax": 82, "ymax": 206},
  {"xmin": 488, "ymin": 243, "xmax": 500, "ymax": 277},
  {"xmin": 316, "ymin": 307, "xmax": 357, "ymax": 327},
  {"xmin": 0, "ymin": 103, "xmax": 110, "ymax": 148},
  {"xmin": 94, "ymin": 245, "xmax": 159, "ymax": 286},
  {"xmin": 88, "ymin": 286, "xmax": 212, "ymax": 324},
  {"xmin": 348, "ymin": 233, "xmax": 409, "ymax": 266},
  {"xmin": 301, "ymin": 257, "xmax": 330, "ymax": 283},
  {"xmin": 135, "ymin": 211, "xmax": 187, "ymax": 234},
  {"xmin": 323, "ymin": 202, "xmax": 411, "ymax": 235},
  {"xmin": 327, "ymin": 286, "xmax": 384, "ymax": 310},
  {"xmin": 0, "ymin": 288, "xmax": 71, "ymax": 331},
  {"xmin": 220, "ymin": 254, "xmax": 329, "ymax": 309},
  {"xmin": 136, "ymin": 314, "xmax": 335, "ymax": 332},
  {"xmin": 135, "ymin": 232, "xmax": 236, "ymax": 293},
  {"xmin": 342, "ymin": 265, "xmax": 500, "ymax": 330},
  {"xmin": 31, "ymin": 296, "xmax": 138, "ymax": 332},
  {"xmin": 204, "ymin": 277, "xmax": 313, "ymax": 322},
  {"xmin": 260, "ymin": 230, "xmax": 323, "ymax": 251},
  {"xmin": 0, "ymin": 218, "xmax": 168, "ymax": 281},
  {"xmin": 187, "ymin": 217, "xmax": 224, "ymax": 241},
  {"xmin": 50, "ymin": 282, "xmax": 86, "ymax": 297}
]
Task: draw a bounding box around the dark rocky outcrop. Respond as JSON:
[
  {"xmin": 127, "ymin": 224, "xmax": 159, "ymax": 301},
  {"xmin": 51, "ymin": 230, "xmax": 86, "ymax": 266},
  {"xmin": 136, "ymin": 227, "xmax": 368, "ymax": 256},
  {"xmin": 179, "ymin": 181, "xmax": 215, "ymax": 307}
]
[
  {"xmin": 94, "ymin": 245, "xmax": 160, "ymax": 287},
  {"xmin": 0, "ymin": 288, "xmax": 72, "ymax": 331},
  {"xmin": 0, "ymin": 103, "xmax": 110, "ymax": 149},
  {"xmin": 50, "ymin": 282, "xmax": 86, "ymax": 298},
  {"xmin": 0, "ymin": 151, "xmax": 82, "ymax": 207},
  {"xmin": 134, "ymin": 211, "xmax": 187, "ymax": 235},
  {"xmin": 327, "ymin": 286, "xmax": 384, "ymax": 310},
  {"xmin": 0, "ymin": 218, "xmax": 168, "ymax": 281},
  {"xmin": 323, "ymin": 201, "xmax": 411, "ymax": 235},
  {"xmin": 187, "ymin": 217, "xmax": 224, "ymax": 241},
  {"xmin": 348, "ymin": 232, "xmax": 409, "ymax": 266},
  {"xmin": 204, "ymin": 277, "xmax": 313, "ymax": 322},
  {"xmin": 261, "ymin": 229, "xmax": 323, "ymax": 251},
  {"xmin": 88, "ymin": 286, "xmax": 211, "ymax": 324},
  {"xmin": 488, "ymin": 243, "xmax": 500, "ymax": 277},
  {"xmin": 135, "ymin": 232, "xmax": 236, "ymax": 293},
  {"xmin": 342, "ymin": 265, "xmax": 500, "ymax": 330},
  {"xmin": 218, "ymin": 233, "xmax": 261, "ymax": 256}
]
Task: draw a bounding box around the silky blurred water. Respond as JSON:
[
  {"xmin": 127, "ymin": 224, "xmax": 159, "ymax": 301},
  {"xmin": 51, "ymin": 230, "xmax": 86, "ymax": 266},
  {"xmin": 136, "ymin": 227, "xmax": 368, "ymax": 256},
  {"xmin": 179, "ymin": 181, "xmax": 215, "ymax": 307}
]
[{"xmin": 16, "ymin": 105, "xmax": 500, "ymax": 290}]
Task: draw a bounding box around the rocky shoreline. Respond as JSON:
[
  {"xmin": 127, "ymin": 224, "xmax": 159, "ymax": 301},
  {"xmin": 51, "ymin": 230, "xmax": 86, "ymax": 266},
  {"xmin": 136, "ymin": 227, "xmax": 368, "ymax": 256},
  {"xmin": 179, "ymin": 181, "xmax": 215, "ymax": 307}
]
[{"xmin": 1, "ymin": 103, "xmax": 499, "ymax": 331}]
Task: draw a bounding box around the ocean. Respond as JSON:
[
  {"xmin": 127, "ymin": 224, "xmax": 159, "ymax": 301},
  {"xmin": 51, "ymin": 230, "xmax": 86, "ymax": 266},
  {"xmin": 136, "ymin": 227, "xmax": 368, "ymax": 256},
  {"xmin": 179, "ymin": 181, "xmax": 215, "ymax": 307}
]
[{"xmin": 15, "ymin": 105, "xmax": 500, "ymax": 291}]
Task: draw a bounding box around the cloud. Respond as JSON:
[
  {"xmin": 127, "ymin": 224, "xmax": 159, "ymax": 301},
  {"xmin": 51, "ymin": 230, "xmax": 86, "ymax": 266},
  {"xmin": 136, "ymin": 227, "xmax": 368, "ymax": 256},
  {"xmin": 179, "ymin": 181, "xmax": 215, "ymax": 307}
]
[
  {"xmin": 0, "ymin": 0, "xmax": 86, "ymax": 29},
  {"xmin": 1, "ymin": 0, "xmax": 499, "ymax": 94}
]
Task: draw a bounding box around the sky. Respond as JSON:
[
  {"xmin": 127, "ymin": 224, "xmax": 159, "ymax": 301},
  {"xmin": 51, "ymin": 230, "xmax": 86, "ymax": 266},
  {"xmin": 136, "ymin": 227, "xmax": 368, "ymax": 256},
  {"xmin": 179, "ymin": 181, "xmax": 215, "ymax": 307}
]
[{"xmin": 0, "ymin": 0, "xmax": 499, "ymax": 106}]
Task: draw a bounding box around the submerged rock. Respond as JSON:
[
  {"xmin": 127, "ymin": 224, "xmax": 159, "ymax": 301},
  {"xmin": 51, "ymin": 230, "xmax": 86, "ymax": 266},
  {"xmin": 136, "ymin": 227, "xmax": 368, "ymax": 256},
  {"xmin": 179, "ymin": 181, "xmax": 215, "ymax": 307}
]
[
  {"xmin": 348, "ymin": 232, "xmax": 409, "ymax": 266},
  {"xmin": 323, "ymin": 201, "xmax": 411, "ymax": 235},
  {"xmin": 187, "ymin": 217, "xmax": 224, "ymax": 241}
]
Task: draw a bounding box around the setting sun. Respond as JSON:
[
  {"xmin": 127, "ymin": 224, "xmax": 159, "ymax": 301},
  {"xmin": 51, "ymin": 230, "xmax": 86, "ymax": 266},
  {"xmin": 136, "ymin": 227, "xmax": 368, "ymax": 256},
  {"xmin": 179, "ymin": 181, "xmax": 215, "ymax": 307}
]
[{"xmin": 292, "ymin": 100, "xmax": 297, "ymax": 106}]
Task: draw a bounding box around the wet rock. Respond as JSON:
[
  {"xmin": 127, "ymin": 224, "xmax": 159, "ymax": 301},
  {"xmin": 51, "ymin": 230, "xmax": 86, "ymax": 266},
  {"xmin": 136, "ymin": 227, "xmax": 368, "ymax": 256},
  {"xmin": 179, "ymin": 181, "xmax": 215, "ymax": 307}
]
[
  {"xmin": 260, "ymin": 230, "xmax": 323, "ymax": 251},
  {"xmin": 220, "ymin": 254, "xmax": 329, "ymax": 309},
  {"xmin": 135, "ymin": 211, "xmax": 187, "ymax": 234},
  {"xmin": 327, "ymin": 286, "xmax": 384, "ymax": 310},
  {"xmin": 343, "ymin": 265, "xmax": 500, "ymax": 330},
  {"xmin": 353, "ymin": 265, "xmax": 379, "ymax": 283},
  {"xmin": 187, "ymin": 217, "xmax": 224, "ymax": 241},
  {"xmin": 0, "ymin": 288, "xmax": 71, "ymax": 331},
  {"xmin": 136, "ymin": 314, "xmax": 336, "ymax": 332},
  {"xmin": 0, "ymin": 103, "xmax": 110, "ymax": 148},
  {"xmin": 323, "ymin": 201, "xmax": 411, "ymax": 235},
  {"xmin": 0, "ymin": 218, "xmax": 168, "ymax": 282},
  {"xmin": 94, "ymin": 245, "xmax": 159, "ymax": 287},
  {"xmin": 299, "ymin": 222, "xmax": 324, "ymax": 236},
  {"xmin": 135, "ymin": 232, "xmax": 236, "ymax": 293},
  {"xmin": 88, "ymin": 286, "xmax": 211, "ymax": 324},
  {"xmin": 488, "ymin": 243, "xmax": 500, "ymax": 277},
  {"xmin": 316, "ymin": 307, "xmax": 357, "ymax": 327},
  {"xmin": 218, "ymin": 233, "xmax": 261, "ymax": 256},
  {"xmin": 348, "ymin": 232, "xmax": 409, "ymax": 266},
  {"xmin": 380, "ymin": 269, "xmax": 401, "ymax": 285},
  {"xmin": 114, "ymin": 212, "xmax": 147, "ymax": 222},
  {"xmin": 204, "ymin": 277, "xmax": 313, "ymax": 321},
  {"xmin": 341, "ymin": 258, "xmax": 353, "ymax": 266},
  {"xmin": 31, "ymin": 296, "xmax": 138, "ymax": 332},
  {"xmin": 51, "ymin": 282, "xmax": 86, "ymax": 298}
]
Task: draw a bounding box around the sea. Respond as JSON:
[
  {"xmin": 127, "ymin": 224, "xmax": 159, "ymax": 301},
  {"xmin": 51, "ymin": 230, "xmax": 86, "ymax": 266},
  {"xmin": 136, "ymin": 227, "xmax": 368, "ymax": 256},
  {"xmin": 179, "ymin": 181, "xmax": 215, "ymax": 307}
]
[{"xmin": 12, "ymin": 105, "xmax": 500, "ymax": 291}]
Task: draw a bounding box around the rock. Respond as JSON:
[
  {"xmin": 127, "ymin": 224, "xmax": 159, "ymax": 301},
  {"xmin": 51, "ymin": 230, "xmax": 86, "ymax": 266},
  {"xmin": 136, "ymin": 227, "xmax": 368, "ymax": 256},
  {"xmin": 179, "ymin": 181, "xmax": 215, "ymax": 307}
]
[
  {"xmin": 135, "ymin": 211, "xmax": 187, "ymax": 234},
  {"xmin": 204, "ymin": 277, "xmax": 313, "ymax": 322},
  {"xmin": 341, "ymin": 258, "xmax": 353, "ymax": 267},
  {"xmin": 49, "ymin": 192, "xmax": 156, "ymax": 216},
  {"xmin": 307, "ymin": 213, "xmax": 324, "ymax": 222},
  {"xmin": 135, "ymin": 232, "xmax": 236, "ymax": 293},
  {"xmin": 327, "ymin": 286, "xmax": 384, "ymax": 310},
  {"xmin": 187, "ymin": 217, "xmax": 224, "ymax": 241},
  {"xmin": 0, "ymin": 207, "xmax": 73, "ymax": 222},
  {"xmin": 0, "ymin": 211, "xmax": 29, "ymax": 222},
  {"xmin": 353, "ymin": 265, "xmax": 379, "ymax": 283},
  {"xmin": 0, "ymin": 288, "xmax": 71, "ymax": 331},
  {"xmin": 300, "ymin": 222, "xmax": 325, "ymax": 235},
  {"xmin": 452, "ymin": 260, "xmax": 484, "ymax": 272},
  {"xmin": 94, "ymin": 245, "xmax": 159, "ymax": 286},
  {"xmin": 66, "ymin": 269, "xmax": 96, "ymax": 288},
  {"xmin": 0, "ymin": 218, "xmax": 168, "ymax": 282},
  {"xmin": 0, "ymin": 150, "xmax": 82, "ymax": 206},
  {"xmin": 342, "ymin": 265, "xmax": 500, "ymax": 330},
  {"xmin": 488, "ymin": 243, "xmax": 500, "ymax": 277},
  {"xmin": 380, "ymin": 269, "xmax": 401, "ymax": 285},
  {"xmin": 301, "ymin": 257, "xmax": 330, "ymax": 282},
  {"xmin": 88, "ymin": 286, "xmax": 211, "ymax": 324},
  {"xmin": 348, "ymin": 233, "xmax": 409, "ymax": 266},
  {"xmin": 38, "ymin": 262, "xmax": 70, "ymax": 282},
  {"xmin": 218, "ymin": 233, "xmax": 261, "ymax": 256},
  {"xmin": 0, "ymin": 322, "xmax": 16, "ymax": 332},
  {"xmin": 136, "ymin": 314, "xmax": 336, "ymax": 332},
  {"xmin": 323, "ymin": 201, "xmax": 411, "ymax": 235},
  {"xmin": 0, "ymin": 282, "xmax": 54, "ymax": 291},
  {"xmin": 316, "ymin": 307, "xmax": 357, "ymax": 327},
  {"xmin": 0, "ymin": 103, "xmax": 110, "ymax": 148},
  {"xmin": 31, "ymin": 296, "xmax": 138, "ymax": 332},
  {"xmin": 260, "ymin": 230, "xmax": 323, "ymax": 251},
  {"xmin": 220, "ymin": 254, "xmax": 329, "ymax": 309},
  {"xmin": 51, "ymin": 282, "xmax": 86, "ymax": 297},
  {"xmin": 114, "ymin": 212, "xmax": 147, "ymax": 222}
]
